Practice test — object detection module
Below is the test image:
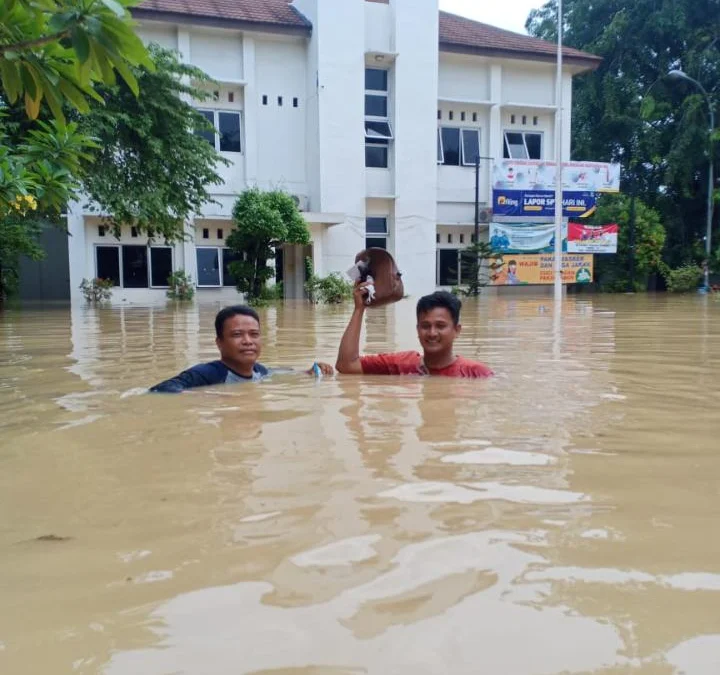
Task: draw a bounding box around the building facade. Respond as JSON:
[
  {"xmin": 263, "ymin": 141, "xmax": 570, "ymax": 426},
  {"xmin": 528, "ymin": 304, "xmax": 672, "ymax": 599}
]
[{"xmin": 65, "ymin": 0, "xmax": 600, "ymax": 303}]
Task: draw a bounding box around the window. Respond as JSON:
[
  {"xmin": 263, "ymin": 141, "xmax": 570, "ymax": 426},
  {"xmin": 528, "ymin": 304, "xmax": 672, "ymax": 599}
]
[
  {"xmin": 293, "ymin": 97, "xmax": 299, "ymax": 108},
  {"xmin": 262, "ymin": 95, "xmax": 268, "ymax": 105},
  {"xmin": 131, "ymin": 226, "xmax": 138, "ymax": 237},
  {"xmin": 122, "ymin": 245, "xmax": 148, "ymax": 288},
  {"xmin": 460, "ymin": 112, "xmax": 466, "ymax": 121},
  {"xmin": 195, "ymin": 109, "xmax": 242, "ymax": 153},
  {"xmin": 196, "ymin": 247, "xmax": 239, "ymax": 287},
  {"xmin": 202, "ymin": 228, "xmax": 209, "ymax": 239},
  {"xmin": 96, "ymin": 245, "xmax": 174, "ymax": 288},
  {"xmin": 438, "ymin": 249, "xmax": 458, "ymax": 286},
  {"xmin": 365, "ymin": 68, "xmax": 392, "ymax": 169},
  {"xmin": 96, "ymin": 246, "xmax": 120, "ymax": 286},
  {"xmin": 460, "ymin": 233, "xmax": 465, "ymax": 244},
  {"xmin": 217, "ymin": 228, "xmax": 224, "ymax": 240},
  {"xmin": 196, "ymin": 247, "xmax": 221, "ymax": 286},
  {"xmin": 447, "ymin": 233, "xmax": 452, "ymax": 243},
  {"xmin": 437, "ymin": 127, "xmax": 481, "ymax": 166},
  {"xmin": 150, "ymin": 248, "xmax": 173, "ymax": 287},
  {"xmin": 366, "ymin": 217, "xmax": 388, "ymax": 250},
  {"xmin": 503, "ymin": 131, "xmax": 542, "ymax": 159},
  {"xmin": 98, "ymin": 225, "xmax": 106, "ymax": 237},
  {"xmin": 278, "ymin": 96, "xmax": 283, "ymax": 106}
]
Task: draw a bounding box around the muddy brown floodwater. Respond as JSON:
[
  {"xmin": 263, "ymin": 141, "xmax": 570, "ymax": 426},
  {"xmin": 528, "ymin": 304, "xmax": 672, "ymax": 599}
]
[{"xmin": 1, "ymin": 295, "xmax": 719, "ymax": 675}]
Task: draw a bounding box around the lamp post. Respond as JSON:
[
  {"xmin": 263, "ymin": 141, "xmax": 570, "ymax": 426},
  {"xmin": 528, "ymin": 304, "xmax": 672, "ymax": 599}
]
[
  {"xmin": 667, "ymin": 69, "xmax": 715, "ymax": 291},
  {"xmin": 553, "ymin": 0, "xmax": 564, "ymax": 303}
]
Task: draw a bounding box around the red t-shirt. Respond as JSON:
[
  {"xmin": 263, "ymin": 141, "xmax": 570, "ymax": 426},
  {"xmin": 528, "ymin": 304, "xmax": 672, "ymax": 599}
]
[{"xmin": 359, "ymin": 351, "xmax": 493, "ymax": 378}]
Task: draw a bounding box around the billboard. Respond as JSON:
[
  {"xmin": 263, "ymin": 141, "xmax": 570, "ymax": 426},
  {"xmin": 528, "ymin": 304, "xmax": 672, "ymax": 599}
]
[
  {"xmin": 492, "ymin": 160, "xmax": 621, "ymax": 193},
  {"xmin": 490, "ymin": 254, "xmax": 594, "ymax": 286},
  {"xmin": 567, "ymin": 223, "xmax": 619, "ymax": 253},
  {"xmin": 489, "ymin": 221, "xmax": 567, "ymax": 254},
  {"xmin": 493, "ymin": 189, "xmax": 597, "ymax": 218}
]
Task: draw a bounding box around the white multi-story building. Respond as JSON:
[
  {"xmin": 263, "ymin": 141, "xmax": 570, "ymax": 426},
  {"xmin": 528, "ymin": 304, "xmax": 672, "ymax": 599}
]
[{"xmin": 65, "ymin": 0, "xmax": 600, "ymax": 303}]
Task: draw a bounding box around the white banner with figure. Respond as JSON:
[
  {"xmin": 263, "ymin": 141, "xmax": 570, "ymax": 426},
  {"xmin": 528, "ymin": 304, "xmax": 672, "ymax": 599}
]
[{"xmin": 493, "ymin": 160, "xmax": 621, "ymax": 193}]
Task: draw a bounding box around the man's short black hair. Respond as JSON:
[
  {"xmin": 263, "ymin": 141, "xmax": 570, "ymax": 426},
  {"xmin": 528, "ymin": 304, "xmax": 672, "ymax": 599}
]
[
  {"xmin": 416, "ymin": 291, "xmax": 462, "ymax": 325},
  {"xmin": 215, "ymin": 305, "xmax": 260, "ymax": 338}
]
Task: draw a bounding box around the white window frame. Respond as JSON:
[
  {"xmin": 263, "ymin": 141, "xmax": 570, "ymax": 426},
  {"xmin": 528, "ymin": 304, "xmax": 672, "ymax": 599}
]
[
  {"xmin": 149, "ymin": 246, "xmax": 174, "ymax": 289},
  {"xmin": 437, "ymin": 127, "xmax": 481, "ymax": 166},
  {"xmin": 196, "ymin": 109, "xmax": 243, "ymax": 154},
  {"xmin": 503, "ymin": 130, "xmax": 543, "ymax": 160},
  {"xmin": 195, "ymin": 246, "xmax": 241, "ymax": 288},
  {"xmin": 364, "ymin": 68, "xmax": 393, "ymax": 169},
  {"xmin": 95, "ymin": 244, "xmax": 172, "ymax": 289},
  {"xmin": 365, "ymin": 216, "xmax": 389, "ymax": 249}
]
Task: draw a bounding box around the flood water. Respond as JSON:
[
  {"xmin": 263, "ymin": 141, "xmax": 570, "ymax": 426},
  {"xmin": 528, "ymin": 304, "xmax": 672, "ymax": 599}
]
[{"xmin": 1, "ymin": 294, "xmax": 719, "ymax": 674}]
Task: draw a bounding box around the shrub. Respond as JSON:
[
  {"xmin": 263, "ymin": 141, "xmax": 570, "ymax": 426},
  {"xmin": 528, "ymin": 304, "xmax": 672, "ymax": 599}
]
[
  {"xmin": 79, "ymin": 278, "xmax": 113, "ymax": 303},
  {"xmin": 305, "ymin": 272, "xmax": 353, "ymax": 304},
  {"xmin": 664, "ymin": 265, "xmax": 703, "ymax": 293},
  {"xmin": 166, "ymin": 270, "xmax": 195, "ymax": 301}
]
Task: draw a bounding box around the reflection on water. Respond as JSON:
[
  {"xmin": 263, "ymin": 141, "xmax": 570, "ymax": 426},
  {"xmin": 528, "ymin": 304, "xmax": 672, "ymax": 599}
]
[{"xmin": 1, "ymin": 295, "xmax": 719, "ymax": 674}]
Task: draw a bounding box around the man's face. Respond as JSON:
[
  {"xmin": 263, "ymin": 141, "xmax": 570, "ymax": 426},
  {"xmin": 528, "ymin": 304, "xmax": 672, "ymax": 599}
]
[
  {"xmin": 509, "ymin": 263, "xmax": 517, "ymax": 274},
  {"xmin": 216, "ymin": 314, "xmax": 262, "ymax": 368},
  {"xmin": 416, "ymin": 307, "xmax": 460, "ymax": 356}
]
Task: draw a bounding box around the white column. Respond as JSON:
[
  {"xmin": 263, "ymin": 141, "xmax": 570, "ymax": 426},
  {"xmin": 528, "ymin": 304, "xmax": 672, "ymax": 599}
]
[
  {"xmin": 67, "ymin": 200, "xmax": 86, "ymax": 302},
  {"xmin": 182, "ymin": 219, "xmax": 198, "ymax": 285},
  {"xmin": 242, "ymin": 37, "xmax": 258, "ymax": 186}
]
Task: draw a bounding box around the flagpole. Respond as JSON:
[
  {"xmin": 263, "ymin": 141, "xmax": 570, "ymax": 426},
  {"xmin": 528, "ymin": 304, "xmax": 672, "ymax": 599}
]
[{"xmin": 553, "ymin": 0, "xmax": 564, "ymax": 304}]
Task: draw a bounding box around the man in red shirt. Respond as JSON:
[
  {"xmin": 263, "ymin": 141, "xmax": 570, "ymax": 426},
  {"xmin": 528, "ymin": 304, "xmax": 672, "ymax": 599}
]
[{"xmin": 335, "ymin": 285, "xmax": 493, "ymax": 378}]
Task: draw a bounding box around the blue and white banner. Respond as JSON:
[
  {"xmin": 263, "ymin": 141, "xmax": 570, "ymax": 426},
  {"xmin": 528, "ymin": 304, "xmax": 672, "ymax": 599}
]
[
  {"xmin": 489, "ymin": 222, "xmax": 568, "ymax": 254},
  {"xmin": 493, "ymin": 189, "xmax": 598, "ymax": 218}
]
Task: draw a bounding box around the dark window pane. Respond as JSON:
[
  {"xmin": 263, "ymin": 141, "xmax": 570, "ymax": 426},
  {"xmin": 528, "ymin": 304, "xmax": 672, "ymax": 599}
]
[
  {"xmin": 365, "ymin": 120, "xmax": 392, "ymax": 139},
  {"xmin": 366, "ymin": 217, "xmax": 387, "ymax": 234},
  {"xmin": 121, "ymin": 245, "xmax": 148, "ymax": 288},
  {"xmin": 526, "ymin": 133, "xmax": 542, "ymax": 159},
  {"xmin": 365, "ymin": 142, "xmax": 388, "ymax": 168},
  {"xmin": 438, "ymin": 249, "xmax": 459, "ymax": 286},
  {"xmin": 150, "ymin": 248, "xmax": 172, "ymax": 287},
  {"xmin": 222, "ymin": 248, "xmax": 241, "ymax": 287},
  {"xmin": 365, "ymin": 68, "xmax": 387, "ymax": 91},
  {"xmin": 195, "ymin": 110, "xmax": 215, "ymax": 147},
  {"xmin": 440, "ymin": 127, "xmax": 460, "ymax": 166},
  {"xmin": 365, "ymin": 94, "xmax": 388, "ymax": 118},
  {"xmin": 462, "ymin": 129, "xmax": 480, "ymax": 165},
  {"xmin": 437, "ymin": 129, "xmax": 443, "ymax": 162},
  {"xmin": 275, "ymin": 247, "xmax": 284, "ymax": 283},
  {"xmin": 504, "ymin": 132, "xmax": 527, "ymax": 159},
  {"xmin": 196, "ymin": 248, "xmax": 220, "ymax": 286},
  {"xmin": 96, "ymin": 246, "xmax": 120, "ymax": 286},
  {"xmin": 218, "ymin": 112, "xmax": 241, "ymax": 152},
  {"xmin": 366, "ymin": 237, "xmax": 387, "ymax": 250}
]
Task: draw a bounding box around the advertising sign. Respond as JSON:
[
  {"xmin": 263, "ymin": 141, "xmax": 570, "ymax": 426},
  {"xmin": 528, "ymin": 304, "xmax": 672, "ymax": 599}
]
[
  {"xmin": 489, "ymin": 221, "xmax": 567, "ymax": 254},
  {"xmin": 567, "ymin": 223, "xmax": 619, "ymax": 253},
  {"xmin": 491, "ymin": 253, "xmax": 594, "ymax": 286},
  {"xmin": 493, "ymin": 189, "xmax": 597, "ymax": 218},
  {"xmin": 492, "ymin": 160, "xmax": 621, "ymax": 193}
]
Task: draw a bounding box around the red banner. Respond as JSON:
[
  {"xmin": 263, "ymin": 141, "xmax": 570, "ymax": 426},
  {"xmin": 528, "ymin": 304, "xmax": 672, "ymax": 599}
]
[{"xmin": 568, "ymin": 223, "xmax": 618, "ymax": 253}]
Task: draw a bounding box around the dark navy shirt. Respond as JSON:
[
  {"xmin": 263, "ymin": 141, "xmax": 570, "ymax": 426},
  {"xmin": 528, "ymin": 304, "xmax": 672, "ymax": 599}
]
[{"xmin": 150, "ymin": 360, "xmax": 272, "ymax": 393}]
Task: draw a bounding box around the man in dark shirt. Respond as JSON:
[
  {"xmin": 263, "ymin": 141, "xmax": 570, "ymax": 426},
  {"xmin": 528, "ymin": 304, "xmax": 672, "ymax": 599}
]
[{"xmin": 150, "ymin": 305, "xmax": 334, "ymax": 393}]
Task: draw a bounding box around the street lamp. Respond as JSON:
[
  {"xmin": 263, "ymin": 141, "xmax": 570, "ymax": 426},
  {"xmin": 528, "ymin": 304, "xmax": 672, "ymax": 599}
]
[{"xmin": 667, "ymin": 69, "xmax": 715, "ymax": 291}]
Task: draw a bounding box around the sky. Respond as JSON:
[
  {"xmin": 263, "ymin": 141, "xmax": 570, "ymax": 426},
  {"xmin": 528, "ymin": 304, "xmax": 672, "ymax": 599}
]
[{"xmin": 438, "ymin": 0, "xmax": 544, "ymax": 35}]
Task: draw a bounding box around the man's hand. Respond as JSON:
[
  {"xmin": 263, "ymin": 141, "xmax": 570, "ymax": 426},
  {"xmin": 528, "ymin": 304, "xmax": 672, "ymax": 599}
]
[
  {"xmin": 306, "ymin": 362, "xmax": 335, "ymax": 376},
  {"xmin": 353, "ymin": 281, "xmax": 371, "ymax": 311}
]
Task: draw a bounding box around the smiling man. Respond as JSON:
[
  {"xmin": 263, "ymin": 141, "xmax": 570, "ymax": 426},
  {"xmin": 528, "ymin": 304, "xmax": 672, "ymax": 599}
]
[
  {"xmin": 335, "ymin": 286, "xmax": 493, "ymax": 378},
  {"xmin": 150, "ymin": 305, "xmax": 333, "ymax": 393}
]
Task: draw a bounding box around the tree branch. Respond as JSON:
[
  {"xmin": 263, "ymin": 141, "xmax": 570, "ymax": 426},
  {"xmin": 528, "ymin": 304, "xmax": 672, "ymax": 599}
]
[{"xmin": 0, "ymin": 31, "xmax": 70, "ymax": 54}]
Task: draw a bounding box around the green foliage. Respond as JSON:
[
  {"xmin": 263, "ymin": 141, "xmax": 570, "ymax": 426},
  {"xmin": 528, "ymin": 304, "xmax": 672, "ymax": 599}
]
[
  {"xmin": 78, "ymin": 45, "xmax": 227, "ymax": 241},
  {"xmin": 305, "ymin": 272, "xmax": 353, "ymax": 304},
  {"xmin": 0, "ymin": 0, "xmax": 153, "ymax": 122},
  {"xmin": 166, "ymin": 270, "xmax": 195, "ymax": 301},
  {"xmin": 79, "ymin": 276, "xmax": 113, "ymax": 303},
  {"xmin": 591, "ymin": 194, "xmax": 666, "ymax": 292},
  {"xmin": 227, "ymin": 188, "xmax": 310, "ymax": 301},
  {"xmin": 527, "ymin": 0, "xmax": 718, "ymax": 275},
  {"xmin": 452, "ymin": 241, "xmax": 502, "ymax": 297},
  {"xmin": 663, "ymin": 264, "xmax": 703, "ymax": 292}
]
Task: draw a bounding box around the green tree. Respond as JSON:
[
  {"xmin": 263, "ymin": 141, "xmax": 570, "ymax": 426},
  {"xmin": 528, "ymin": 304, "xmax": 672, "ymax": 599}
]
[
  {"xmin": 226, "ymin": 189, "xmax": 310, "ymax": 301},
  {"xmin": 591, "ymin": 194, "xmax": 667, "ymax": 292},
  {"xmin": 78, "ymin": 45, "xmax": 227, "ymax": 241},
  {"xmin": 527, "ymin": 0, "xmax": 719, "ymax": 274},
  {"xmin": 1, "ymin": 0, "xmax": 152, "ymax": 121}
]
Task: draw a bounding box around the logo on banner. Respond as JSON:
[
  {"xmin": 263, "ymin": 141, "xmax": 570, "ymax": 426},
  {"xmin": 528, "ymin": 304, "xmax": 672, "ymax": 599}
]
[{"xmin": 493, "ymin": 189, "xmax": 597, "ymax": 219}]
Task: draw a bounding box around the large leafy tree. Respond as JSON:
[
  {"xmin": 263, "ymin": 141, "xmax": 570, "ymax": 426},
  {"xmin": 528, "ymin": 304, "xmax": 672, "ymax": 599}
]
[
  {"xmin": 227, "ymin": 189, "xmax": 310, "ymax": 301},
  {"xmin": 527, "ymin": 0, "xmax": 720, "ymax": 280},
  {"xmin": 78, "ymin": 45, "xmax": 227, "ymax": 241}
]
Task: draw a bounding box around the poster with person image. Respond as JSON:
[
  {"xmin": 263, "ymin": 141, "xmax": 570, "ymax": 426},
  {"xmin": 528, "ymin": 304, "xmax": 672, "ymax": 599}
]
[{"xmin": 491, "ymin": 254, "xmax": 593, "ymax": 285}]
